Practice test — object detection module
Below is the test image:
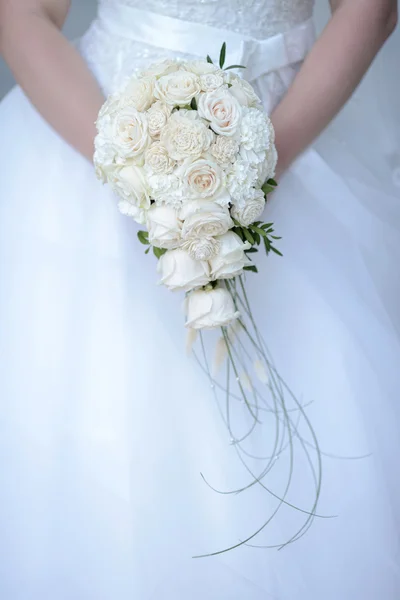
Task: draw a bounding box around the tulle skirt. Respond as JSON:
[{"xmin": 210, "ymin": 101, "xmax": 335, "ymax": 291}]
[{"xmin": 1, "ymin": 62, "xmax": 400, "ymax": 599}]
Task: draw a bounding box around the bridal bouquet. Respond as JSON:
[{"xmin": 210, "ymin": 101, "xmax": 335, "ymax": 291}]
[
  {"xmin": 94, "ymin": 47, "xmax": 280, "ymax": 330},
  {"xmin": 94, "ymin": 47, "xmax": 322, "ymax": 557}
]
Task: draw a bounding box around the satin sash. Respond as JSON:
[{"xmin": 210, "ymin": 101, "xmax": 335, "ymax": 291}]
[{"xmin": 96, "ymin": 4, "xmax": 316, "ymax": 82}]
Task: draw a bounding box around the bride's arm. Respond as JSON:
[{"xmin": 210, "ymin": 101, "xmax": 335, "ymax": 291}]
[
  {"xmin": 0, "ymin": 0, "xmax": 104, "ymax": 161},
  {"xmin": 272, "ymin": 0, "xmax": 398, "ymax": 176}
]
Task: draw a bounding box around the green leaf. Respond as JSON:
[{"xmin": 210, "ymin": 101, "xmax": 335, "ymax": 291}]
[
  {"xmin": 206, "ymin": 55, "xmax": 214, "ymax": 64},
  {"xmin": 242, "ymin": 228, "xmax": 255, "ymax": 245},
  {"xmin": 263, "ymin": 237, "xmax": 271, "ymax": 254},
  {"xmin": 250, "ymin": 225, "xmax": 267, "ymax": 238},
  {"xmin": 271, "ymin": 246, "xmax": 283, "ymax": 257},
  {"xmin": 153, "ymin": 246, "xmax": 167, "ymax": 259},
  {"xmin": 232, "ymin": 217, "xmax": 242, "ymax": 228},
  {"xmin": 267, "ymin": 178, "xmax": 278, "ymax": 187},
  {"xmin": 244, "ymin": 265, "xmax": 258, "ymax": 273},
  {"xmin": 232, "ymin": 226, "xmax": 245, "ymax": 241},
  {"xmin": 261, "ymin": 222, "xmax": 274, "ymax": 229},
  {"xmin": 261, "ymin": 183, "xmax": 276, "ymax": 196},
  {"xmin": 253, "ymin": 231, "xmax": 261, "ymax": 245},
  {"xmin": 137, "ymin": 230, "xmax": 149, "ymax": 245},
  {"xmin": 224, "ymin": 65, "xmax": 246, "ymax": 70},
  {"xmin": 190, "ymin": 97, "xmax": 197, "ymax": 110},
  {"xmin": 245, "ymin": 247, "xmax": 258, "ymax": 254},
  {"xmin": 219, "ymin": 42, "xmax": 226, "ymax": 69},
  {"xmin": 145, "ymin": 247, "xmax": 151, "ymax": 254},
  {"xmin": 271, "ymin": 235, "xmax": 282, "ymax": 240}
]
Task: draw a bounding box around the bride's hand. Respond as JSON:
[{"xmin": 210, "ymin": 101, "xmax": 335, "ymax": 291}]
[
  {"xmin": 271, "ymin": 0, "xmax": 397, "ymax": 174},
  {"xmin": 0, "ymin": 0, "xmax": 104, "ymax": 161}
]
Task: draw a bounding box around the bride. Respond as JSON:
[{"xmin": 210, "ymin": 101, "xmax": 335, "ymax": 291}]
[{"xmin": 0, "ymin": 1, "xmax": 399, "ymax": 598}]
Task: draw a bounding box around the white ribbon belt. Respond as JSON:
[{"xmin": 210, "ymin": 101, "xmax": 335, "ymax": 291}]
[{"xmin": 96, "ymin": 4, "xmax": 316, "ymax": 82}]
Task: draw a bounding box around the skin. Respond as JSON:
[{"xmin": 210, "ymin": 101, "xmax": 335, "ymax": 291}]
[{"xmin": 0, "ymin": 0, "xmax": 397, "ymax": 166}]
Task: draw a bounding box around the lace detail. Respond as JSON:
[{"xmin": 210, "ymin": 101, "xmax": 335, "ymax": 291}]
[{"xmin": 80, "ymin": 0, "xmax": 315, "ymax": 105}]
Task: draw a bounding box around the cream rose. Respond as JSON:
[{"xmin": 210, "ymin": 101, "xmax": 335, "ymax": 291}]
[
  {"xmin": 140, "ymin": 59, "xmax": 180, "ymax": 79},
  {"xmin": 160, "ymin": 111, "xmax": 214, "ymax": 161},
  {"xmin": 154, "ymin": 71, "xmax": 201, "ymax": 106},
  {"xmin": 180, "ymin": 158, "xmax": 225, "ymax": 200},
  {"xmin": 145, "ymin": 142, "xmax": 175, "ymax": 174},
  {"xmin": 210, "ymin": 231, "xmax": 251, "ymax": 280},
  {"xmin": 210, "ymin": 136, "xmax": 239, "ymax": 166},
  {"xmin": 228, "ymin": 77, "xmax": 261, "ymax": 108},
  {"xmin": 109, "ymin": 164, "xmax": 150, "ymax": 210},
  {"xmin": 112, "ymin": 106, "xmax": 150, "ymax": 163},
  {"xmin": 184, "ymin": 61, "xmax": 220, "ymax": 76},
  {"xmin": 146, "ymin": 101, "xmax": 172, "ymax": 139},
  {"xmin": 182, "ymin": 236, "xmax": 221, "ymax": 261},
  {"xmin": 198, "ymin": 88, "xmax": 242, "ymax": 136},
  {"xmin": 157, "ymin": 248, "xmax": 210, "ymax": 292},
  {"xmin": 231, "ymin": 188, "xmax": 265, "ymax": 227},
  {"xmin": 181, "ymin": 200, "xmax": 233, "ymax": 239},
  {"xmin": 185, "ymin": 287, "xmax": 240, "ymax": 329},
  {"xmin": 123, "ymin": 76, "xmax": 155, "ymax": 112},
  {"xmin": 147, "ymin": 204, "xmax": 182, "ymax": 249}
]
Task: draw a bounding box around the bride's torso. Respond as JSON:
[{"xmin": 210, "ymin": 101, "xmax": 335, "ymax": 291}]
[{"xmin": 80, "ymin": 0, "xmax": 315, "ymax": 108}]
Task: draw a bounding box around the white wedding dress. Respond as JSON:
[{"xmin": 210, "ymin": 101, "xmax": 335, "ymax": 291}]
[{"xmin": 0, "ymin": 1, "xmax": 400, "ymax": 598}]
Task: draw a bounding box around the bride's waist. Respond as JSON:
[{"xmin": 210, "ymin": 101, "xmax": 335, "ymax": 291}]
[{"xmin": 80, "ymin": 5, "xmax": 316, "ymax": 104}]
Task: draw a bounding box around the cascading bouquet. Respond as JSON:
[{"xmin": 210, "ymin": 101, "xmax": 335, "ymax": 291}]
[{"xmin": 94, "ymin": 45, "xmax": 324, "ymax": 556}]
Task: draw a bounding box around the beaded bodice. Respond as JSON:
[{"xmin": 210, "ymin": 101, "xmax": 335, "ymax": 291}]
[{"xmin": 80, "ymin": 0, "xmax": 315, "ymax": 109}]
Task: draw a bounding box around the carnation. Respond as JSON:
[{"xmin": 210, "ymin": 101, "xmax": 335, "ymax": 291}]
[
  {"xmin": 226, "ymin": 158, "xmax": 259, "ymax": 208},
  {"xmin": 240, "ymin": 107, "xmax": 275, "ymax": 154}
]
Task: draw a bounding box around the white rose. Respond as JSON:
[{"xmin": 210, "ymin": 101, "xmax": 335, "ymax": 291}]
[
  {"xmin": 231, "ymin": 188, "xmax": 265, "ymax": 227},
  {"xmin": 199, "ymin": 72, "xmax": 225, "ymax": 92},
  {"xmin": 181, "ymin": 200, "xmax": 233, "ymax": 239},
  {"xmin": 228, "ymin": 77, "xmax": 261, "ymax": 108},
  {"xmin": 210, "ymin": 136, "xmax": 239, "ymax": 166},
  {"xmin": 146, "ymin": 204, "xmax": 182, "ymax": 249},
  {"xmin": 160, "ymin": 111, "xmax": 214, "ymax": 161},
  {"xmin": 145, "ymin": 142, "xmax": 175, "ymax": 174},
  {"xmin": 185, "ymin": 287, "xmax": 240, "ymax": 329},
  {"xmin": 184, "ymin": 61, "xmax": 220, "ymax": 76},
  {"xmin": 123, "ymin": 76, "xmax": 155, "ymax": 112},
  {"xmin": 180, "ymin": 158, "xmax": 226, "ymax": 201},
  {"xmin": 140, "ymin": 59, "xmax": 180, "ymax": 79},
  {"xmin": 155, "ymin": 71, "xmax": 201, "ymax": 106},
  {"xmin": 210, "ymin": 231, "xmax": 251, "ymax": 280},
  {"xmin": 109, "ymin": 164, "xmax": 150, "ymax": 209},
  {"xmin": 157, "ymin": 248, "xmax": 210, "ymax": 292},
  {"xmin": 146, "ymin": 101, "xmax": 172, "ymax": 139},
  {"xmin": 198, "ymin": 88, "xmax": 242, "ymax": 136},
  {"xmin": 182, "ymin": 236, "xmax": 221, "ymax": 261},
  {"xmin": 112, "ymin": 106, "xmax": 150, "ymax": 164}
]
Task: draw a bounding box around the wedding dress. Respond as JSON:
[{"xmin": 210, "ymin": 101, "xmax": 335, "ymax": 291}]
[{"xmin": 0, "ymin": 1, "xmax": 400, "ymax": 598}]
